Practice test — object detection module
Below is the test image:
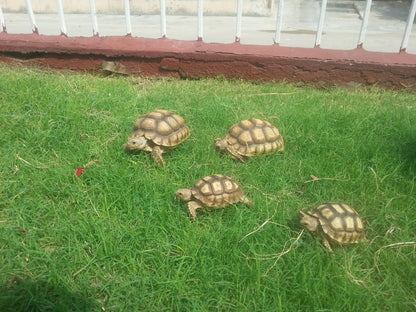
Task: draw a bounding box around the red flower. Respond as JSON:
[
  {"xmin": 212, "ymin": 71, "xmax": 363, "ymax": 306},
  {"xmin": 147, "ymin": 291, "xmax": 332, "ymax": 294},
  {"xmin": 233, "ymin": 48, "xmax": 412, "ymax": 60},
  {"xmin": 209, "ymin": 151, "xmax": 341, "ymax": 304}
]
[{"xmin": 75, "ymin": 167, "xmax": 88, "ymax": 177}]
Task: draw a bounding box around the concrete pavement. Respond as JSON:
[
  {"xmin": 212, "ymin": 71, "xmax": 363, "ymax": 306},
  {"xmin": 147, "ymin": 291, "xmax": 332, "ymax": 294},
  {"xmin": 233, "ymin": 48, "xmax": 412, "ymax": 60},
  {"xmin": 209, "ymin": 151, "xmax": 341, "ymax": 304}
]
[{"xmin": 1, "ymin": 0, "xmax": 415, "ymax": 54}]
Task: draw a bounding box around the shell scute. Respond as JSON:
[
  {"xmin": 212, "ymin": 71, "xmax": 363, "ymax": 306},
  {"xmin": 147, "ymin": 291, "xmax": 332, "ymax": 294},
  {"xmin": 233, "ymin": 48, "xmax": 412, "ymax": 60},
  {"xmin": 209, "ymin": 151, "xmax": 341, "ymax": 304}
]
[
  {"xmin": 255, "ymin": 144, "xmax": 265, "ymax": 155},
  {"xmin": 240, "ymin": 119, "xmax": 255, "ymax": 129},
  {"xmin": 264, "ymin": 142, "xmax": 276, "ymax": 153},
  {"xmin": 229, "ymin": 125, "xmax": 243, "ymax": 137},
  {"xmin": 343, "ymin": 215, "xmax": 356, "ymax": 231},
  {"xmin": 139, "ymin": 118, "xmax": 157, "ymax": 131},
  {"xmin": 264, "ymin": 127, "xmax": 279, "ymax": 141},
  {"xmin": 157, "ymin": 120, "xmax": 173, "ymax": 135},
  {"xmin": 252, "ymin": 127, "xmax": 266, "ymax": 143},
  {"xmin": 211, "ymin": 180, "xmax": 225, "ymax": 194},
  {"xmin": 237, "ymin": 130, "xmax": 254, "ymax": 145}
]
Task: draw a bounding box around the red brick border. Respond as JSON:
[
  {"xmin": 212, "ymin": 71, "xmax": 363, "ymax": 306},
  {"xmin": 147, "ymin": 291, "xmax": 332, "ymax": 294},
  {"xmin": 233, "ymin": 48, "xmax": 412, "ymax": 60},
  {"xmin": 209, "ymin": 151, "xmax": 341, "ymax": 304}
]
[{"xmin": 0, "ymin": 33, "xmax": 415, "ymax": 88}]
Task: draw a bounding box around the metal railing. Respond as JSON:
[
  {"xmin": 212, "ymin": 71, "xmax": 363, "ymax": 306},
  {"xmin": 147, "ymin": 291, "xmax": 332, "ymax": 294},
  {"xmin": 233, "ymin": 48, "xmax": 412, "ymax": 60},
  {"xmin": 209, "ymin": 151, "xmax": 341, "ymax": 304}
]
[{"xmin": 0, "ymin": 0, "xmax": 415, "ymax": 53}]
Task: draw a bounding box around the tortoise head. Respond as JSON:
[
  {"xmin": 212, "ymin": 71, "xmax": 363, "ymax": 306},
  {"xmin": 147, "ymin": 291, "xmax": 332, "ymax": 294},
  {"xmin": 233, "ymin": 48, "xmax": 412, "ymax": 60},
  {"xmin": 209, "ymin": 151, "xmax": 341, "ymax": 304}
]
[
  {"xmin": 298, "ymin": 211, "xmax": 319, "ymax": 232},
  {"xmin": 175, "ymin": 189, "xmax": 192, "ymax": 201},
  {"xmin": 213, "ymin": 138, "xmax": 229, "ymax": 152},
  {"xmin": 123, "ymin": 136, "xmax": 147, "ymax": 152}
]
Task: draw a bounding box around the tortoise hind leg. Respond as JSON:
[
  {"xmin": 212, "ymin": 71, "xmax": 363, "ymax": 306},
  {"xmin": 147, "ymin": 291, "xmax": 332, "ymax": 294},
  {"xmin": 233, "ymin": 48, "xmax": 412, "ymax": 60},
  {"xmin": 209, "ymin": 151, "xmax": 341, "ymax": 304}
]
[
  {"xmin": 187, "ymin": 201, "xmax": 203, "ymax": 221},
  {"xmin": 241, "ymin": 196, "xmax": 252, "ymax": 207},
  {"xmin": 151, "ymin": 146, "xmax": 165, "ymax": 165}
]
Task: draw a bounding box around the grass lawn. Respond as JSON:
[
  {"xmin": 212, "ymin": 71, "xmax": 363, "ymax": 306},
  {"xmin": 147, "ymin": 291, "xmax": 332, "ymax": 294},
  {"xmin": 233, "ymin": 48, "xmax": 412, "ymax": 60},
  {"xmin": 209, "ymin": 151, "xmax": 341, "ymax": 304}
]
[{"xmin": 0, "ymin": 64, "xmax": 415, "ymax": 311}]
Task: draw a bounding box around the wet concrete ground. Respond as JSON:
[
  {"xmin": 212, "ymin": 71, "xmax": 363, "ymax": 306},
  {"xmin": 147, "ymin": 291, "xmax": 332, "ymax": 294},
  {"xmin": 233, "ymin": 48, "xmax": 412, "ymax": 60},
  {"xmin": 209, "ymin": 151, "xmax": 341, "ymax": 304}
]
[{"xmin": 2, "ymin": 1, "xmax": 415, "ymax": 53}]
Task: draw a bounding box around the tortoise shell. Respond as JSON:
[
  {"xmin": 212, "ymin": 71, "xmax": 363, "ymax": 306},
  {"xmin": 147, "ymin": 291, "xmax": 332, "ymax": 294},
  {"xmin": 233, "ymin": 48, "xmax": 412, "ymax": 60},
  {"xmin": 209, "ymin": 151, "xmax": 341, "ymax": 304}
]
[
  {"xmin": 129, "ymin": 109, "xmax": 190, "ymax": 148},
  {"xmin": 214, "ymin": 118, "xmax": 284, "ymax": 161},
  {"xmin": 309, "ymin": 202, "xmax": 365, "ymax": 245},
  {"xmin": 191, "ymin": 174, "xmax": 246, "ymax": 209}
]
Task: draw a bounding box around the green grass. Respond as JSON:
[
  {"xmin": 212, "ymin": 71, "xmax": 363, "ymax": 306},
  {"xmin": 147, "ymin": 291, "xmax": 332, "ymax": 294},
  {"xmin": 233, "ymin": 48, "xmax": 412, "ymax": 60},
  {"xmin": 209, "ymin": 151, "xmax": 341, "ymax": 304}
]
[{"xmin": 0, "ymin": 64, "xmax": 415, "ymax": 311}]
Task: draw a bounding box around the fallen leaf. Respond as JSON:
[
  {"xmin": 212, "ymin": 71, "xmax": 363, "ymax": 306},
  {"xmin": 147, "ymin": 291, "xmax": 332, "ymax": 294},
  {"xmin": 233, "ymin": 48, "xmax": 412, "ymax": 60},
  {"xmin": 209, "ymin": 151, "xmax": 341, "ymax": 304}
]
[
  {"xmin": 84, "ymin": 159, "xmax": 101, "ymax": 167},
  {"xmin": 16, "ymin": 227, "xmax": 26, "ymax": 235},
  {"xmin": 310, "ymin": 175, "xmax": 319, "ymax": 181}
]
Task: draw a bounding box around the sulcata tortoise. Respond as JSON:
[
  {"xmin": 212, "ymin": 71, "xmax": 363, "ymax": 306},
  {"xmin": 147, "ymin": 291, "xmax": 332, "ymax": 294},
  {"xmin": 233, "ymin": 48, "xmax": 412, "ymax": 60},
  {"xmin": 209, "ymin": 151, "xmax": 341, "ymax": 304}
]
[
  {"xmin": 214, "ymin": 118, "xmax": 284, "ymax": 162},
  {"xmin": 299, "ymin": 202, "xmax": 366, "ymax": 252},
  {"xmin": 175, "ymin": 174, "xmax": 251, "ymax": 221},
  {"xmin": 124, "ymin": 109, "xmax": 190, "ymax": 165}
]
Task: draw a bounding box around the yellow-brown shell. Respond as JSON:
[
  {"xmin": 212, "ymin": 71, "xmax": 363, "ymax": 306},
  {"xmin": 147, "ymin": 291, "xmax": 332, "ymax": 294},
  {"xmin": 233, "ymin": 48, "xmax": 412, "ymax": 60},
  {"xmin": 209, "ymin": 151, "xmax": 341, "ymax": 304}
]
[
  {"xmin": 224, "ymin": 119, "xmax": 284, "ymax": 157},
  {"xmin": 310, "ymin": 203, "xmax": 365, "ymax": 245},
  {"xmin": 191, "ymin": 174, "xmax": 245, "ymax": 209},
  {"xmin": 130, "ymin": 109, "xmax": 190, "ymax": 147}
]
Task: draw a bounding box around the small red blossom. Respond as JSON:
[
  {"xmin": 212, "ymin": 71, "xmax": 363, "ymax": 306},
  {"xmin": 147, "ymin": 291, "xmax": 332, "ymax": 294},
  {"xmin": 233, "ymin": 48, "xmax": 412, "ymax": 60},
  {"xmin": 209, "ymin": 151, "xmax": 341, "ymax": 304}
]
[{"xmin": 75, "ymin": 167, "xmax": 88, "ymax": 177}]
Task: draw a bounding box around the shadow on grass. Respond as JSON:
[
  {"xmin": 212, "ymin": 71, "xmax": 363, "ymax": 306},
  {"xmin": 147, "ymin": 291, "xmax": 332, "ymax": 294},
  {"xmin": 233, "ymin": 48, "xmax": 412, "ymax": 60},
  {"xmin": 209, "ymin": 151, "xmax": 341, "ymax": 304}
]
[
  {"xmin": 402, "ymin": 140, "xmax": 416, "ymax": 168},
  {"xmin": 0, "ymin": 277, "xmax": 98, "ymax": 312}
]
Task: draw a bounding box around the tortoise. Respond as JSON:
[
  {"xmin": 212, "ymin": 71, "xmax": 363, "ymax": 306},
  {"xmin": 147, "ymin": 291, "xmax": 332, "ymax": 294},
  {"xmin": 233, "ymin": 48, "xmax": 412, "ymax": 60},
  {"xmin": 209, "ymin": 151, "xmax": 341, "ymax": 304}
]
[
  {"xmin": 175, "ymin": 174, "xmax": 251, "ymax": 220},
  {"xmin": 100, "ymin": 61, "xmax": 129, "ymax": 75},
  {"xmin": 214, "ymin": 118, "xmax": 284, "ymax": 162},
  {"xmin": 299, "ymin": 202, "xmax": 366, "ymax": 252},
  {"xmin": 123, "ymin": 109, "xmax": 190, "ymax": 165}
]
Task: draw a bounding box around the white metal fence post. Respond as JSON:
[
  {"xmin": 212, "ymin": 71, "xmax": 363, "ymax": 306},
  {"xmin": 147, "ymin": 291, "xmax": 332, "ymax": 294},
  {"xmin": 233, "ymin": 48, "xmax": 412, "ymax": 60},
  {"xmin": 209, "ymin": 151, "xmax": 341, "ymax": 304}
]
[
  {"xmin": 56, "ymin": 0, "xmax": 67, "ymax": 36},
  {"xmin": 89, "ymin": 0, "xmax": 99, "ymax": 36},
  {"xmin": 236, "ymin": 0, "xmax": 243, "ymax": 42},
  {"xmin": 25, "ymin": 0, "xmax": 38, "ymax": 34},
  {"xmin": 124, "ymin": 0, "xmax": 132, "ymax": 36},
  {"xmin": 197, "ymin": 0, "xmax": 203, "ymax": 41},
  {"xmin": 357, "ymin": 0, "xmax": 372, "ymax": 48},
  {"xmin": 274, "ymin": 0, "xmax": 284, "ymax": 45},
  {"xmin": 0, "ymin": 3, "xmax": 6, "ymax": 33},
  {"xmin": 315, "ymin": 0, "xmax": 327, "ymax": 47},
  {"xmin": 160, "ymin": 0, "xmax": 167, "ymax": 38},
  {"xmin": 400, "ymin": 0, "xmax": 416, "ymax": 52}
]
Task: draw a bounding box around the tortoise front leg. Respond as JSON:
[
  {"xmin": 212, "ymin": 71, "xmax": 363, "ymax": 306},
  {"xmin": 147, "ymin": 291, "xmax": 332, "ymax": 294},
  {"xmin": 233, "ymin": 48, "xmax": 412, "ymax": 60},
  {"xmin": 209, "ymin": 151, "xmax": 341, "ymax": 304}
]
[
  {"xmin": 151, "ymin": 145, "xmax": 165, "ymax": 165},
  {"xmin": 187, "ymin": 201, "xmax": 203, "ymax": 221},
  {"xmin": 321, "ymin": 237, "xmax": 333, "ymax": 252},
  {"xmin": 227, "ymin": 147, "xmax": 245, "ymax": 162}
]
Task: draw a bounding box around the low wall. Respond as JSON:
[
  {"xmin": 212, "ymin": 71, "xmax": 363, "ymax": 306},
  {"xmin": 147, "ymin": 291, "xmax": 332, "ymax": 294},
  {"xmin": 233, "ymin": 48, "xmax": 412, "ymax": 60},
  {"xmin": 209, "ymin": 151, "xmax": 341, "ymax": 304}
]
[{"xmin": 0, "ymin": 33, "xmax": 415, "ymax": 89}]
